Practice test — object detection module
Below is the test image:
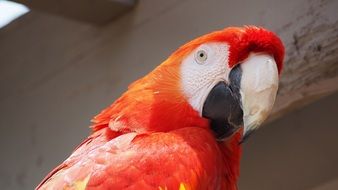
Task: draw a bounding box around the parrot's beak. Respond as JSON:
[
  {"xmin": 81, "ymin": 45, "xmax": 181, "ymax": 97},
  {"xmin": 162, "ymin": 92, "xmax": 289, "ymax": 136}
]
[
  {"xmin": 202, "ymin": 53, "xmax": 279, "ymax": 142},
  {"xmin": 240, "ymin": 54, "xmax": 279, "ymax": 142}
]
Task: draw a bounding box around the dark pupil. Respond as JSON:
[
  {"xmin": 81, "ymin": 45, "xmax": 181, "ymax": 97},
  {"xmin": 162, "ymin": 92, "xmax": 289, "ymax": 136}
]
[{"xmin": 199, "ymin": 53, "xmax": 204, "ymax": 57}]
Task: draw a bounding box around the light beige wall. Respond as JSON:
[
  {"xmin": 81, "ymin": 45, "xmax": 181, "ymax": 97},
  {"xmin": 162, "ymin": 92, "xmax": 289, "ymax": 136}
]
[{"xmin": 0, "ymin": 0, "xmax": 337, "ymax": 189}]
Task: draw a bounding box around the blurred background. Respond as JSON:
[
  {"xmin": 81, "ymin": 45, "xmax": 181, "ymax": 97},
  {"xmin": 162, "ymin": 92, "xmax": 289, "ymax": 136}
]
[{"xmin": 0, "ymin": 0, "xmax": 337, "ymax": 189}]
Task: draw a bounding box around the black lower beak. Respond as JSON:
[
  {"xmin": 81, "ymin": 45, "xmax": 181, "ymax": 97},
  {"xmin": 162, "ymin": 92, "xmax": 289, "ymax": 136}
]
[{"xmin": 202, "ymin": 81, "xmax": 243, "ymax": 140}]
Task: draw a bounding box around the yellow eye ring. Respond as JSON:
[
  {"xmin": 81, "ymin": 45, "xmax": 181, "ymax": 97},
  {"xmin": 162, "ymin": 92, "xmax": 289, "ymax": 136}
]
[{"xmin": 195, "ymin": 50, "xmax": 208, "ymax": 64}]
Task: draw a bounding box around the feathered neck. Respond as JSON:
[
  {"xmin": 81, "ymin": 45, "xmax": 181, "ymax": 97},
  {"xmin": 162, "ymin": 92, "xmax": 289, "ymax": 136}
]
[{"xmin": 91, "ymin": 61, "xmax": 209, "ymax": 133}]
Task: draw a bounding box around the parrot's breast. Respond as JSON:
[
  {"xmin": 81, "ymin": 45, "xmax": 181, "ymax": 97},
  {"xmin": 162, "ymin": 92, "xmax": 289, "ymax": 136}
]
[{"xmin": 37, "ymin": 126, "xmax": 240, "ymax": 190}]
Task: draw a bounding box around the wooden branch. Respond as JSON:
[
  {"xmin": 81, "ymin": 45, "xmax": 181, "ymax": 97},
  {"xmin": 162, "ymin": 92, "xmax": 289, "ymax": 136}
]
[{"xmin": 269, "ymin": 0, "xmax": 338, "ymax": 122}]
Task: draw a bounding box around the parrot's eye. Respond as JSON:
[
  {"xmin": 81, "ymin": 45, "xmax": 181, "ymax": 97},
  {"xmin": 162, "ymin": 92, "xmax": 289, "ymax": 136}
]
[{"xmin": 195, "ymin": 50, "xmax": 208, "ymax": 64}]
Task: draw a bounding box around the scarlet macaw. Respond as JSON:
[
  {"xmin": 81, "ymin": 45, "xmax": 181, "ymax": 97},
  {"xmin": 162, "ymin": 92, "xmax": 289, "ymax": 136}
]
[{"xmin": 37, "ymin": 26, "xmax": 284, "ymax": 190}]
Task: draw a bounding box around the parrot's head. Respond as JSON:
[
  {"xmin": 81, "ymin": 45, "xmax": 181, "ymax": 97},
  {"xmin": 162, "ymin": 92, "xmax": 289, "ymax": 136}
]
[
  {"xmin": 166, "ymin": 26, "xmax": 284, "ymax": 141},
  {"xmin": 96, "ymin": 26, "xmax": 284, "ymax": 143}
]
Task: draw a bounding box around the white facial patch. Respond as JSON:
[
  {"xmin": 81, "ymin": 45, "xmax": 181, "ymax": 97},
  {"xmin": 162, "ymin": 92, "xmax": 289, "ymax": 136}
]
[
  {"xmin": 240, "ymin": 53, "xmax": 279, "ymax": 134},
  {"xmin": 180, "ymin": 42, "xmax": 231, "ymax": 115}
]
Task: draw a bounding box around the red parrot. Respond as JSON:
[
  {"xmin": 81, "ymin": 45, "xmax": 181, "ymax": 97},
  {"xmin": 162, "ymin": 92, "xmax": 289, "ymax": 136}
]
[{"xmin": 37, "ymin": 26, "xmax": 284, "ymax": 190}]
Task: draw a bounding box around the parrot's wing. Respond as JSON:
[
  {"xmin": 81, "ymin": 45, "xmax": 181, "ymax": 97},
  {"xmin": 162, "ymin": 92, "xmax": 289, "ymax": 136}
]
[
  {"xmin": 36, "ymin": 127, "xmax": 223, "ymax": 190},
  {"xmin": 36, "ymin": 129, "xmax": 118, "ymax": 190}
]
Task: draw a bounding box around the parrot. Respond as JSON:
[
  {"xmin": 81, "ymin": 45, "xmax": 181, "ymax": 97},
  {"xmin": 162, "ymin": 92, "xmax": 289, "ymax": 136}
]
[{"xmin": 36, "ymin": 26, "xmax": 284, "ymax": 190}]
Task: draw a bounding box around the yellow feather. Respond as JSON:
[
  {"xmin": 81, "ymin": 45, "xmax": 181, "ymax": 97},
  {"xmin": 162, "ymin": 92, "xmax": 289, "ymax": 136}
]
[
  {"xmin": 179, "ymin": 183, "xmax": 187, "ymax": 190},
  {"xmin": 71, "ymin": 175, "xmax": 90, "ymax": 190}
]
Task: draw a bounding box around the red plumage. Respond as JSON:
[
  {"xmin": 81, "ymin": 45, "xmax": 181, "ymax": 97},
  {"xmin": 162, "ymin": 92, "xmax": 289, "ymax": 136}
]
[{"xmin": 37, "ymin": 26, "xmax": 284, "ymax": 190}]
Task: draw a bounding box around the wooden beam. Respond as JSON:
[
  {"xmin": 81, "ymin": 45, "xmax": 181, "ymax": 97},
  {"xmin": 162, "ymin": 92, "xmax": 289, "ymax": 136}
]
[
  {"xmin": 311, "ymin": 178, "xmax": 338, "ymax": 190},
  {"xmin": 269, "ymin": 0, "xmax": 338, "ymax": 122},
  {"xmin": 12, "ymin": 0, "xmax": 136, "ymax": 24}
]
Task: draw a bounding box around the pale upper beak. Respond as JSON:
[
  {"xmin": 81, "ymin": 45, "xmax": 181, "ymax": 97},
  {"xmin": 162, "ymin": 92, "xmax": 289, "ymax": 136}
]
[{"xmin": 239, "ymin": 53, "xmax": 279, "ymax": 140}]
